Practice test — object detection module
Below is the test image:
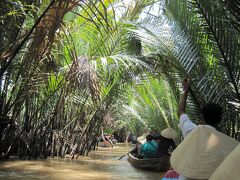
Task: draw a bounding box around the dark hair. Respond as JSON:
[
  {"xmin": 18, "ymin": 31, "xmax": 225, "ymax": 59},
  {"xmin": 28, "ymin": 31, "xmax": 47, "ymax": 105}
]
[
  {"xmin": 202, "ymin": 102, "xmax": 222, "ymax": 126},
  {"xmin": 146, "ymin": 134, "xmax": 154, "ymax": 141},
  {"xmin": 152, "ymin": 135, "xmax": 161, "ymax": 140},
  {"xmin": 157, "ymin": 135, "xmax": 176, "ymax": 156},
  {"xmin": 159, "ymin": 135, "xmax": 170, "ymax": 141}
]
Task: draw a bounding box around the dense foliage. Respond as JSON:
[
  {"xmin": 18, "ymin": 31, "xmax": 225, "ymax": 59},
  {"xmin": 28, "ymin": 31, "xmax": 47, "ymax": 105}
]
[{"xmin": 0, "ymin": 0, "xmax": 239, "ymax": 159}]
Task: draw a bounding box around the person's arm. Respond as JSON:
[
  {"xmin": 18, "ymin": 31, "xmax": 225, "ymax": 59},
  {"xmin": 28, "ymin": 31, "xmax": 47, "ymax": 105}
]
[
  {"xmin": 178, "ymin": 79, "xmax": 196, "ymax": 138},
  {"xmin": 178, "ymin": 79, "xmax": 190, "ymax": 117},
  {"xmin": 101, "ymin": 128, "xmax": 106, "ymax": 141}
]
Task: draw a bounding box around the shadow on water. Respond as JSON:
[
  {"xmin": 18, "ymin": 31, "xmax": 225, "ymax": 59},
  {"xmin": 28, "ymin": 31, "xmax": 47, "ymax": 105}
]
[{"xmin": 0, "ymin": 143, "xmax": 164, "ymax": 180}]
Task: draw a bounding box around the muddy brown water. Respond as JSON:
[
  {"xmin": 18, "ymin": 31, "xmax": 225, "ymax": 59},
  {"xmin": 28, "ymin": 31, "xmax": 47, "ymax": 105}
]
[{"xmin": 0, "ymin": 143, "xmax": 164, "ymax": 180}]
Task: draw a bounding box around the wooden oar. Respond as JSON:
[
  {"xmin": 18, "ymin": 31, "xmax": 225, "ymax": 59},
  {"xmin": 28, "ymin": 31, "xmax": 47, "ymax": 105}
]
[{"xmin": 118, "ymin": 154, "xmax": 126, "ymax": 160}]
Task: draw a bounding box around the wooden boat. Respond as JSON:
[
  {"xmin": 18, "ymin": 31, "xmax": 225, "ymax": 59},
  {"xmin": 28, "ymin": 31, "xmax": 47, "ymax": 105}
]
[
  {"xmin": 98, "ymin": 141, "xmax": 113, "ymax": 147},
  {"xmin": 127, "ymin": 152, "xmax": 170, "ymax": 172}
]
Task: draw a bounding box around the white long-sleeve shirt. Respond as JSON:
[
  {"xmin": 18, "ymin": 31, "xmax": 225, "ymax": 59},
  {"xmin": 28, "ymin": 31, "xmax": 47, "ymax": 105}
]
[
  {"xmin": 179, "ymin": 114, "xmax": 197, "ymax": 138},
  {"xmin": 178, "ymin": 113, "xmax": 215, "ymax": 180}
]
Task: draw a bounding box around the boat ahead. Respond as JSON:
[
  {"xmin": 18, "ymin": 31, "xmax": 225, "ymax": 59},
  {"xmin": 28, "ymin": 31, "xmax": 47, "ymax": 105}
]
[
  {"xmin": 98, "ymin": 141, "xmax": 113, "ymax": 148},
  {"xmin": 127, "ymin": 152, "xmax": 170, "ymax": 172}
]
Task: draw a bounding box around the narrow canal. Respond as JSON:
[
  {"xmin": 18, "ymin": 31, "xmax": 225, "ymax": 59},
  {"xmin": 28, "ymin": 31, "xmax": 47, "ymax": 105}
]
[{"xmin": 0, "ymin": 144, "xmax": 164, "ymax": 180}]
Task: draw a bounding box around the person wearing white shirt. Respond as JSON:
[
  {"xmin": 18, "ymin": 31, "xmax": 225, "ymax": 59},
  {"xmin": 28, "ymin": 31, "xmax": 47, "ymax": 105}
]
[
  {"xmin": 178, "ymin": 79, "xmax": 222, "ymax": 138},
  {"xmin": 177, "ymin": 79, "xmax": 223, "ymax": 180}
]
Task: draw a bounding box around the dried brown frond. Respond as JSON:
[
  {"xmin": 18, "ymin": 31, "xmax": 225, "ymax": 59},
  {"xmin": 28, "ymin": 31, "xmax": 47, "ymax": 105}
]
[{"xmin": 67, "ymin": 57, "xmax": 100, "ymax": 102}]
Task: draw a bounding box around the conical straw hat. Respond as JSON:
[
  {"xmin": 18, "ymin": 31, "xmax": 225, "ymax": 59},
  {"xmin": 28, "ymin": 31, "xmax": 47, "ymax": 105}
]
[
  {"xmin": 161, "ymin": 127, "xmax": 177, "ymax": 139},
  {"xmin": 210, "ymin": 144, "xmax": 240, "ymax": 180},
  {"xmin": 137, "ymin": 133, "xmax": 147, "ymax": 144},
  {"xmin": 170, "ymin": 126, "xmax": 239, "ymax": 179}
]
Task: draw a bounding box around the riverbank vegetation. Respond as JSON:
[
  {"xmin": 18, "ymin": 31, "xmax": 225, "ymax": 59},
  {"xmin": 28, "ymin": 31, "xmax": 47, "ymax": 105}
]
[{"xmin": 0, "ymin": 0, "xmax": 239, "ymax": 159}]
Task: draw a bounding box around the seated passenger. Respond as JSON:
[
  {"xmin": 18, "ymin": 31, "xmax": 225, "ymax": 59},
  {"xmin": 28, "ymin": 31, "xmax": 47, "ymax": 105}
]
[
  {"xmin": 157, "ymin": 127, "xmax": 177, "ymax": 157},
  {"xmin": 140, "ymin": 134, "xmax": 158, "ymax": 159},
  {"xmin": 170, "ymin": 126, "xmax": 239, "ymax": 180},
  {"xmin": 100, "ymin": 128, "xmax": 113, "ymax": 147},
  {"xmin": 130, "ymin": 133, "xmax": 147, "ymax": 158}
]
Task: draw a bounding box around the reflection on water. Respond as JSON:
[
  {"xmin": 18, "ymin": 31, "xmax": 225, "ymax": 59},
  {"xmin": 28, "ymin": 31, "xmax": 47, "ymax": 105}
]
[{"xmin": 0, "ymin": 144, "xmax": 164, "ymax": 180}]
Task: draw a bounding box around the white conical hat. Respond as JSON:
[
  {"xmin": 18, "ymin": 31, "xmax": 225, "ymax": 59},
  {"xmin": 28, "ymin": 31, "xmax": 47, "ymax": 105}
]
[
  {"xmin": 210, "ymin": 144, "xmax": 240, "ymax": 180},
  {"xmin": 170, "ymin": 126, "xmax": 239, "ymax": 179},
  {"xmin": 161, "ymin": 127, "xmax": 177, "ymax": 139},
  {"xmin": 137, "ymin": 133, "xmax": 147, "ymax": 144}
]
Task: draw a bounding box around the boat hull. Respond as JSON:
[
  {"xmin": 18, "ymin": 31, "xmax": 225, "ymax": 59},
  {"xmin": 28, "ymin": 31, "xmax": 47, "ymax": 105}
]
[
  {"xmin": 98, "ymin": 141, "xmax": 112, "ymax": 147},
  {"xmin": 127, "ymin": 152, "xmax": 170, "ymax": 172}
]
